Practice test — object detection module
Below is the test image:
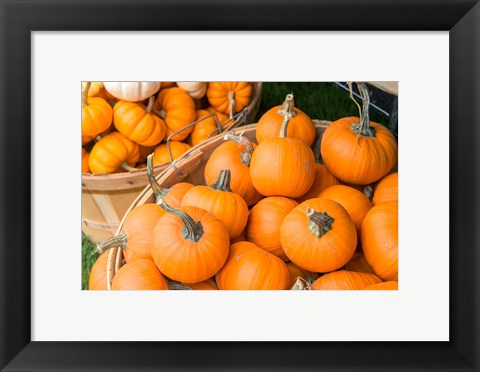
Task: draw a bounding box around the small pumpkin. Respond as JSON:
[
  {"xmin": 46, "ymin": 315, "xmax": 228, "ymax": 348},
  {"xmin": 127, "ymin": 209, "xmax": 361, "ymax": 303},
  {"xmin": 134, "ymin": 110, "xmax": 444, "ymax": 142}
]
[
  {"xmin": 82, "ymin": 82, "xmax": 113, "ymax": 137},
  {"xmin": 363, "ymin": 281, "xmax": 398, "ymax": 290},
  {"xmin": 296, "ymin": 164, "xmax": 342, "ymax": 203},
  {"xmin": 152, "ymin": 141, "xmax": 192, "ymax": 166},
  {"xmin": 286, "ymin": 262, "xmax": 319, "ymax": 288},
  {"xmin": 372, "ymin": 172, "xmax": 398, "ymax": 205},
  {"xmin": 246, "ymin": 196, "xmax": 298, "ymax": 260},
  {"xmin": 111, "ymin": 259, "xmax": 170, "ymax": 290},
  {"xmin": 189, "ymin": 109, "xmax": 220, "ymax": 147},
  {"xmin": 176, "ymin": 82, "xmax": 207, "ymax": 99},
  {"xmin": 82, "ymin": 148, "xmax": 90, "ymax": 173},
  {"xmin": 280, "ymin": 198, "xmax": 357, "ymax": 273},
  {"xmin": 103, "ymin": 81, "xmax": 161, "ymax": 102},
  {"xmin": 151, "ymin": 201, "xmax": 230, "ymax": 283},
  {"xmin": 344, "ymin": 247, "xmax": 375, "ymax": 274},
  {"xmin": 361, "ymin": 201, "xmax": 398, "ymax": 281},
  {"xmin": 113, "ymin": 96, "xmax": 166, "ymax": 146},
  {"xmin": 207, "ymin": 82, "xmax": 253, "ymax": 117},
  {"xmin": 182, "ymin": 279, "xmax": 218, "ymax": 290},
  {"xmin": 204, "ymin": 133, "xmax": 262, "ymax": 206},
  {"xmin": 82, "ymin": 81, "xmax": 104, "ymax": 97},
  {"xmin": 321, "ymin": 83, "xmax": 398, "ymax": 185},
  {"xmin": 216, "ymin": 242, "xmax": 290, "ymax": 290},
  {"xmin": 88, "ymin": 132, "xmax": 140, "ymax": 174},
  {"xmin": 256, "ymin": 94, "xmax": 316, "ymax": 146},
  {"xmin": 88, "ymin": 248, "xmax": 112, "ymax": 290},
  {"xmin": 311, "ymin": 270, "xmax": 383, "ymax": 290},
  {"xmin": 206, "ymin": 106, "xmax": 230, "ymax": 128},
  {"xmin": 181, "ymin": 169, "xmax": 249, "ymax": 239},
  {"xmin": 154, "ymin": 87, "xmax": 196, "ymax": 141}
]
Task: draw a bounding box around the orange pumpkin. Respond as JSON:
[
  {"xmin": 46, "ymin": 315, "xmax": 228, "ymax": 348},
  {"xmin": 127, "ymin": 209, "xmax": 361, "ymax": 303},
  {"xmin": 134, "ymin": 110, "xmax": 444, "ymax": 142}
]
[
  {"xmin": 189, "ymin": 109, "xmax": 220, "ymax": 146},
  {"xmin": 82, "ymin": 82, "xmax": 113, "ymax": 137},
  {"xmin": 183, "ymin": 279, "xmax": 218, "ymax": 290},
  {"xmin": 88, "ymin": 248, "xmax": 112, "ymax": 290},
  {"xmin": 207, "ymin": 82, "xmax": 253, "ymax": 117},
  {"xmin": 82, "ymin": 148, "xmax": 90, "ymax": 173},
  {"xmin": 344, "ymin": 247, "xmax": 375, "ymax": 274},
  {"xmin": 280, "ymin": 198, "xmax": 357, "ymax": 273},
  {"xmin": 256, "ymin": 94, "xmax": 316, "ymax": 146},
  {"xmin": 363, "ymin": 281, "xmax": 398, "ymax": 290},
  {"xmin": 296, "ymin": 164, "xmax": 342, "ymax": 203},
  {"xmin": 82, "ymin": 81, "xmax": 104, "ymax": 97},
  {"xmin": 321, "ymin": 83, "xmax": 397, "ymax": 185},
  {"xmin": 151, "ymin": 202, "xmax": 230, "ymax": 283},
  {"xmin": 311, "ymin": 270, "xmax": 383, "ymax": 290},
  {"xmin": 113, "ymin": 96, "xmax": 166, "ymax": 146},
  {"xmin": 206, "ymin": 106, "xmax": 230, "ymax": 128},
  {"xmin": 154, "ymin": 87, "xmax": 196, "ymax": 141},
  {"xmin": 204, "ymin": 134, "xmax": 262, "ymax": 206},
  {"xmin": 152, "ymin": 141, "xmax": 192, "ymax": 166},
  {"xmin": 88, "ymin": 132, "xmax": 140, "ymax": 174},
  {"xmin": 216, "ymin": 242, "xmax": 290, "ymax": 290},
  {"xmin": 246, "ymin": 196, "xmax": 298, "ymax": 260},
  {"xmin": 111, "ymin": 259, "xmax": 170, "ymax": 290},
  {"xmin": 181, "ymin": 169, "xmax": 249, "ymax": 239},
  {"xmin": 372, "ymin": 172, "xmax": 398, "ymax": 205},
  {"xmin": 286, "ymin": 262, "xmax": 319, "ymax": 288},
  {"xmin": 361, "ymin": 201, "xmax": 398, "ymax": 281}
]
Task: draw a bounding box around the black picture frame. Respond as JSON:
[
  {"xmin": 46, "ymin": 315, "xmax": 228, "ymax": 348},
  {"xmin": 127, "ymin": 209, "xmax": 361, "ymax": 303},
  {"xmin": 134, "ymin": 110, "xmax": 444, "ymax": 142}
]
[{"xmin": 1, "ymin": 1, "xmax": 479, "ymax": 371}]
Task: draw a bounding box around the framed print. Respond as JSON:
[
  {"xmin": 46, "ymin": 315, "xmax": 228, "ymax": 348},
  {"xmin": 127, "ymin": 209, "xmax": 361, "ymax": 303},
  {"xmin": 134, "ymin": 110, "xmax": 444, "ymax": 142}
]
[{"xmin": 1, "ymin": 0, "xmax": 479, "ymax": 371}]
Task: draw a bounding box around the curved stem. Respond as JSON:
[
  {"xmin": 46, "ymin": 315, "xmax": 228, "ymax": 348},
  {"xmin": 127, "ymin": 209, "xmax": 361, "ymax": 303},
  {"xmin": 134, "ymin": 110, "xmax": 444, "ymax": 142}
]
[
  {"xmin": 158, "ymin": 199, "xmax": 204, "ymax": 242},
  {"xmin": 168, "ymin": 281, "xmax": 193, "ymax": 290},
  {"xmin": 223, "ymin": 133, "xmax": 254, "ymax": 166},
  {"xmin": 95, "ymin": 231, "xmax": 127, "ymax": 254},
  {"xmin": 350, "ymin": 82, "xmax": 376, "ymax": 137},
  {"xmin": 82, "ymin": 82, "xmax": 91, "ymax": 107},
  {"xmin": 278, "ymin": 94, "xmax": 296, "ymax": 137},
  {"xmin": 290, "ymin": 277, "xmax": 309, "ymax": 290},
  {"xmin": 312, "ymin": 136, "xmax": 322, "ymax": 164},
  {"xmin": 363, "ymin": 185, "xmax": 374, "ymax": 201},
  {"xmin": 306, "ymin": 208, "xmax": 334, "ymax": 238},
  {"xmin": 121, "ymin": 162, "xmax": 138, "ymax": 172},
  {"xmin": 146, "ymin": 154, "xmax": 170, "ymax": 204},
  {"xmin": 228, "ymin": 91, "xmax": 235, "ymax": 119},
  {"xmin": 209, "ymin": 169, "xmax": 232, "ymax": 192},
  {"xmin": 145, "ymin": 95, "xmax": 155, "ymax": 114}
]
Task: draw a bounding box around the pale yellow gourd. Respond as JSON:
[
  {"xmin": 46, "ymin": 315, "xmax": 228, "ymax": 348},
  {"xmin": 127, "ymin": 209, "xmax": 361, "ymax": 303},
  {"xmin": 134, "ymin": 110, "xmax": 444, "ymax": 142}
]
[
  {"xmin": 176, "ymin": 82, "xmax": 207, "ymax": 99},
  {"xmin": 103, "ymin": 82, "xmax": 161, "ymax": 102}
]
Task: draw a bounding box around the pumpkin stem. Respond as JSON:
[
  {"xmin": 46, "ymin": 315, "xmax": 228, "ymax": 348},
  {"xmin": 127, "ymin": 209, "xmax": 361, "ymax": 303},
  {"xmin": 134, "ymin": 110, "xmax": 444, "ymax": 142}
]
[
  {"xmin": 290, "ymin": 277, "xmax": 310, "ymax": 290},
  {"xmin": 223, "ymin": 133, "xmax": 254, "ymax": 166},
  {"xmin": 146, "ymin": 154, "xmax": 170, "ymax": 203},
  {"xmin": 158, "ymin": 199, "xmax": 204, "ymax": 242},
  {"xmin": 228, "ymin": 91, "xmax": 235, "ymax": 119},
  {"xmin": 312, "ymin": 136, "xmax": 322, "ymax": 164},
  {"xmin": 349, "ymin": 82, "xmax": 376, "ymax": 137},
  {"xmin": 306, "ymin": 207, "xmax": 334, "ymax": 238},
  {"xmin": 168, "ymin": 281, "xmax": 193, "ymax": 290},
  {"xmin": 278, "ymin": 94, "xmax": 296, "ymax": 138},
  {"xmin": 95, "ymin": 232, "xmax": 127, "ymax": 254},
  {"xmin": 121, "ymin": 162, "xmax": 138, "ymax": 172},
  {"xmin": 82, "ymin": 82, "xmax": 91, "ymax": 107},
  {"xmin": 145, "ymin": 96, "xmax": 155, "ymax": 114},
  {"xmin": 209, "ymin": 169, "xmax": 233, "ymax": 192},
  {"xmin": 363, "ymin": 185, "xmax": 374, "ymax": 201}
]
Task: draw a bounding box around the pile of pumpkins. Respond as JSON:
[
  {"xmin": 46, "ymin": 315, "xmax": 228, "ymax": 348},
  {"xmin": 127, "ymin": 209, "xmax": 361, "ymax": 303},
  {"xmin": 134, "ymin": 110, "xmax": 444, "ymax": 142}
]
[
  {"xmin": 82, "ymin": 81, "xmax": 254, "ymax": 174},
  {"xmin": 89, "ymin": 82, "xmax": 398, "ymax": 290}
]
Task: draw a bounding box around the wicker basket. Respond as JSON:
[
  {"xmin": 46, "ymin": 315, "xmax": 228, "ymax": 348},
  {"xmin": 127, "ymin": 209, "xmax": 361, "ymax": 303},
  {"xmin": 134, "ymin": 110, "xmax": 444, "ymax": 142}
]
[
  {"xmin": 82, "ymin": 82, "xmax": 263, "ymax": 243},
  {"xmin": 99, "ymin": 120, "xmax": 331, "ymax": 290}
]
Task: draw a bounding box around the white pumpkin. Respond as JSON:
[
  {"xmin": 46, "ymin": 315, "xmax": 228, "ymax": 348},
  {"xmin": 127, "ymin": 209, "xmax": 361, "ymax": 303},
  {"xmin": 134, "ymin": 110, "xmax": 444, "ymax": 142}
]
[
  {"xmin": 103, "ymin": 82, "xmax": 161, "ymax": 102},
  {"xmin": 176, "ymin": 82, "xmax": 207, "ymax": 99}
]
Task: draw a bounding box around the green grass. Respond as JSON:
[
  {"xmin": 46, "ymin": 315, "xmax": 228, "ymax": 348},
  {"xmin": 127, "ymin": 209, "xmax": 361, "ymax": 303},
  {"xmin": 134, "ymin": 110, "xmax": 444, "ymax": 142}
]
[{"xmin": 82, "ymin": 234, "xmax": 98, "ymax": 290}]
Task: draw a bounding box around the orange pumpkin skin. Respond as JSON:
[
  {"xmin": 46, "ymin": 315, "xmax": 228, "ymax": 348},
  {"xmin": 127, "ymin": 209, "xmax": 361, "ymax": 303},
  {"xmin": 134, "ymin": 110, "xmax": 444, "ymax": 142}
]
[
  {"xmin": 363, "ymin": 281, "xmax": 398, "ymax": 290},
  {"xmin": 189, "ymin": 109, "xmax": 219, "ymax": 147},
  {"xmin": 88, "ymin": 249, "xmax": 111, "ymax": 290},
  {"xmin": 152, "ymin": 205, "xmax": 230, "ymax": 283},
  {"xmin": 206, "ymin": 106, "xmax": 230, "ymax": 127},
  {"xmin": 113, "ymin": 98, "xmax": 166, "ymax": 146},
  {"xmin": 311, "ymin": 270, "xmax": 383, "ymax": 290},
  {"xmin": 111, "ymin": 259, "xmax": 170, "ymax": 290},
  {"xmin": 372, "ymin": 172, "xmax": 398, "ymax": 205},
  {"xmin": 280, "ymin": 198, "xmax": 357, "ymax": 273},
  {"xmin": 207, "ymin": 82, "xmax": 253, "ymax": 116},
  {"xmin": 361, "ymin": 201, "xmax": 398, "ymax": 281},
  {"xmin": 216, "ymin": 242, "xmax": 290, "ymax": 290},
  {"xmin": 181, "ymin": 170, "xmax": 249, "ymax": 239},
  {"xmin": 82, "ymin": 148, "xmax": 90, "ymax": 173},
  {"xmin": 286, "ymin": 262, "xmax": 319, "ymax": 288},
  {"xmin": 296, "ymin": 164, "xmax": 342, "ymax": 203},
  {"xmin": 88, "ymin": 132, "xmax": 140, "ymax": 174},
  {"xmin": 152, "ymin": 141, "xmax": 192, "ymax": 166},
  {"xmin": 344, "ymin": 248, "xmax": 375, "ymax": 274},
  {"xmin": 160, "ymin": 182, "xmax": 194, "ymax": 209},
  {"xmin": 246, "ymin": 196, "xmax": 298, "ymax": 260},
  {"xmin": 184, "ymin": 279, "xmax": 218, "ymax": 290},
  {"xmin": 154, "ymin": 87, "xmax": 196, "ymax": 141},
  {"xmin": 321, "ymin": 117, "xmax": 397, "ymax": 185},
  {"xmin": 256, "ymin": 94, "xmax": 316, "ymax": 146},
  {"xmin": 204, "ymin": 135, "xmax": 262, "ymax": 206},
  {"xmin": 82, "ymin": 96, "xmax": 113, "ymax": 137},
  {"xmin": 318, "ymin": 185, "xmax": 373, "ymax": 236}
]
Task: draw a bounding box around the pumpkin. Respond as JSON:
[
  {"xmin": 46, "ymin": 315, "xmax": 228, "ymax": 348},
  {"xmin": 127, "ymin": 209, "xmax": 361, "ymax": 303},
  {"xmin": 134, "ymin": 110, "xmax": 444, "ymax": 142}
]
[
  {"xmin": 82, "ymin": 134, "xmax": 95, "ymax": 146},
  {"xmin": 189, "ymin": 109, "xmax": 220, "ymax": 147},
  {"xmin": 361, "ymin": 201, "xmax": 398, "ymax": 281},
  {"xmin": 256, "ymin": 94, "xmax": 316, "ymax": 146},
  {"xmin": 82, "ymin": 148, "xmax": 90, "ymax": 173},
  {"xmin": 296, "ymin": 164, "xmax": 342, "ymax": 203},
  {"xmin": 181, "ymin": 169, "xmax": 249, "ymax": 239},
  {"xmin": 280, "ymin": 198, "xmax": 357, "ymax": 273},
  {"xmin": 160, "ymin": 82, "xmax": 175, "ymax": 89},
  {"xmin": 82, "ymin": 81, "xmax": 104, "ymax": 97},
  {"xmin": 363, "ymin": 281, "xmax": 398, "ymax": 290},
  {"xmin": 246, "ymin": 196, "xmax": 298, "ymax": 260},
  {"xmin": 103, "ymin": 81, "xmax": 161, "ymax": 102},
  {"xmin": 311, "ymin": 270, "xmax": 383, "ymax": 290},
  {"xmin": 207, "ymin": 82, "xmax": 253, "ymax": 117},
  {"xmin": 151, "ymin": 201, "xmax": 230, "ymax": 283},
  {"xmin": 318, "ymin": 185, "xmax": 372, "ymax": 236},
  {"xmin": 183, "ymin": 279, "xmax": 218, "ymax": 290},
  {"xmin": 216, "ymin": 242, "xmax": 290, "ymax": 290},
  {"xmin": 88, "ymin": 132, "xmax": 140, "ymax": 174},
  {"xmin": 152, "ymin": 141, "xmax": 192, "ymax": 166},
  {"xmin": 113, "ymin": 96, "xmax": 166, "ymax": 146},
  {"xmin": 176, "ymin": 82, "xmax": 207, "ymax": 99},
  {"xmin": 206, "ymin": 106, "xmax": 230, "ymax": 128},
  {"xmin": 286, "ymin": 262, "xmax": 319, "ymax": 288},
  {"xmin": 250, "ymin": 117, "xmax": 316, "ymax": 198},
  {"xmin": 82, "ymin": 82, "xmax": 113, "ymax": 137},
  {"xmin": 204, "ymin": 133, "xmax": 262, "ymax": 206},
  {"xmin": 372, "ymin": 172, "xmax": 398, "ymax": 205},
  {"xmin": 111, "ymin": 259, "xmax": 170, "ymax": 290},
  {"xmin": 154, "ymin": 87, "xmax": 196, "ymax": 141},
  {"xmin": 88, "ymin": 248, "xmax": 112, "ymax": 290},
  {"xmin": 344, "ymin": 247, "xmax": 375, "ymax": 274},
  {"xmin": 321, "ymin": 83, "xmax": 398, "ymax": 185}
]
